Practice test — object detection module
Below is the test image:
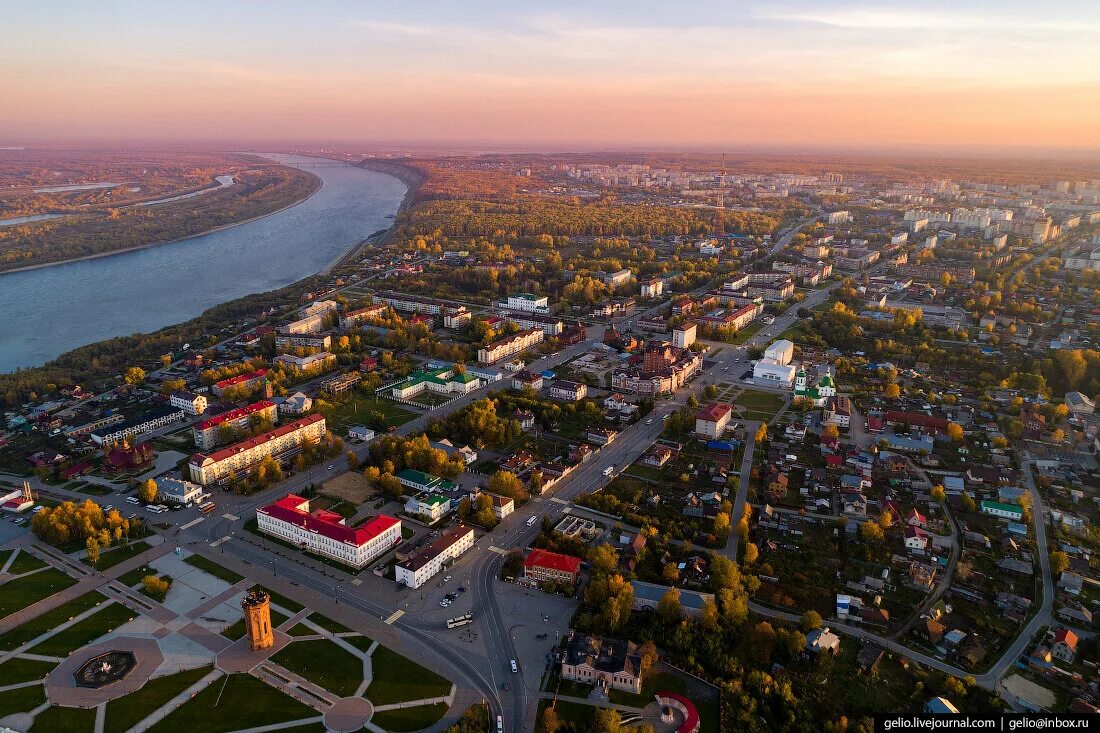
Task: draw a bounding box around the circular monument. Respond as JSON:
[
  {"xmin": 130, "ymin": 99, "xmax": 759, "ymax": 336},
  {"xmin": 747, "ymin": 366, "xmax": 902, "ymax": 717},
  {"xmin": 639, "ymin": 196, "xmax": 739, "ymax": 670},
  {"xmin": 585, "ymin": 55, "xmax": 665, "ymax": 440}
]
[{"xmin": 74, "ymin": 651, "xmax": 137, "ymax": 688}]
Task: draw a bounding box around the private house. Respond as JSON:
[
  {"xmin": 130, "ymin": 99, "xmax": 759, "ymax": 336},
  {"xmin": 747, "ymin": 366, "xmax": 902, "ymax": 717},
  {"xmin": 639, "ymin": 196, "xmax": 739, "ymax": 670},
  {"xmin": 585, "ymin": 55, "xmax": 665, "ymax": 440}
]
[
  {"xmin": 549, "ymin": 380, "xmax": 588, "ymax": 402},
  {"xmin": 695, "ymin": 403, "xmax": 733, "ymax": 439},
  {"xmin": 981, "ymin": 500, "xmax": 1023, "ymax": 521},
  {"xmin": 561, "ymin": 633, "xmax": 644, "ymax": 694},
  {"xmin": 403, "ymin": 493, "xmax": 451, "ymax": 522},
  {"xmin": 1051, "ymin": 628, "xmax": 1078, "ymax": 663},
  {"xmin": 156, "ymin": 477, "xmax": 204, "ymax": 505},
  {"xmin": 630, "ymin": 581, "xmax": 715, "ymax": 619},
  {"xmin": 805, "ymin": 628, "xmax": 841, "ymax": 655}
]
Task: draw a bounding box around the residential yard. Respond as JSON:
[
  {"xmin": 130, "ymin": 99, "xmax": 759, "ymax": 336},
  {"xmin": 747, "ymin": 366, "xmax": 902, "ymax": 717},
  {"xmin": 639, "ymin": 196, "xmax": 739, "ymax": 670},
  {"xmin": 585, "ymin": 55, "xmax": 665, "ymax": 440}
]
[
  {"xmin": 0, "ymin": 567, "xmax": 78, "ymax": 618},
  {"xmin": 146, "ymin": 674, "xmax": 316, "ymax": 733},
  {"xmin": 364, "ymin": 645, "xmax": 452, "ymax": 705},
  {"xmin": 271, "ymin": 638, "xmax": 363, "ymax": 697}
]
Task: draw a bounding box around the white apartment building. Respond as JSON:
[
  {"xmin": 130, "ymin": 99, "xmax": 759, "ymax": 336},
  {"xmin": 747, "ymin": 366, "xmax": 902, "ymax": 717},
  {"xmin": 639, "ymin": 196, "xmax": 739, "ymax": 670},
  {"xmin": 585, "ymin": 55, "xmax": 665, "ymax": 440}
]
[
  {"xmin": 501, "ymin": 293, "xmax": 550, "ymax": 314},
  {"xmin": 478, "ymin": 328, "xmax": 544, "ymax": 365},
  {"xmin": 673, "ymin": 324, "xmax": 696, "ymax": 349},
  {"xmin": 257, "ymin": 494, "xmax": 402, "ymax": 569},
  {"xmin": 640, "ymin": 278, "xmax": 664, "ymax": 298},
  {"xmin": 169, "ymin": 391, "xmax": 208, "ymax": 416},
  {"xmin": 189, "ymin": 414, "xmax": 327, "ymax": 486},
  {"xmin": 395, "ymin": 525, "xmax": 475, "ymax": 589}
]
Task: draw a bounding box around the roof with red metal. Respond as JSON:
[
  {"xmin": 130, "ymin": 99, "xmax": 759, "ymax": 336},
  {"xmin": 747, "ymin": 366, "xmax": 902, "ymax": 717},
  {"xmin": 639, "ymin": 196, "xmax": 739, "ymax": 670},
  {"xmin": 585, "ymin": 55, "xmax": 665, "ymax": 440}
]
[
  {"xmin": 258, "ymin": 493, "xmax": 400, "ymax": 546},
  {"xmin": 214, "ymin": 369, "xmax": 268, "ymax": 390},
  {"xmin": 525, "ymin": 548, "xmax": 582, "ymax": 574},
  {"xmin": 695, "ymin": 403, "xmax": 732, "ymax": 422},
  {"xmin": 1053, "ymin": 628, "xmax": 1078, "ymax": 648},
  {"xmin": 885, "ymin": 410, "xmax": 949, "ymax": 430},
  {"xmin": 195, "ymin": 401, "xmax": 275, "ymax": 431},
  {"xmin": 190, "ymin": 414, "xmax": 324, "ymax": 465},
  {"xmin": 656, "ymin": 692, "xmax": 700, "ymax": 733}
]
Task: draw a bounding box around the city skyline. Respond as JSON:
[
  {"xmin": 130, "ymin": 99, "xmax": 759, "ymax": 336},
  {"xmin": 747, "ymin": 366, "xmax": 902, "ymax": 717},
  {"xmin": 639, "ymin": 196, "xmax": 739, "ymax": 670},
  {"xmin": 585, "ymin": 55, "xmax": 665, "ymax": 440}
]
[{"xmin": 3, "ymin": 0, "xmax": 1100, "ymax": 151}]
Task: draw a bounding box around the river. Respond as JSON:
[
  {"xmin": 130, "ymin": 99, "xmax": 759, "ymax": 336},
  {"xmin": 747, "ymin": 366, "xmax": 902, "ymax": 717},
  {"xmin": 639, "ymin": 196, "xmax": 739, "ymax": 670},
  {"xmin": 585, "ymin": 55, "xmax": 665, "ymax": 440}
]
[{"xmin": 0, "ymin": 154, "xmax": 407, "ymax": 373}]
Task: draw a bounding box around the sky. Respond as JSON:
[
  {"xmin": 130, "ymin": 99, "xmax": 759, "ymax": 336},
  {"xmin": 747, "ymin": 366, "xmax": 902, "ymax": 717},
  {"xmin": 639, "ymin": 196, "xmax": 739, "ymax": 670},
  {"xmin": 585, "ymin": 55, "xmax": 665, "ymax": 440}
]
[{"xmin": 2, "ymin": 0, "xmax": 1099, "ymax": 152}]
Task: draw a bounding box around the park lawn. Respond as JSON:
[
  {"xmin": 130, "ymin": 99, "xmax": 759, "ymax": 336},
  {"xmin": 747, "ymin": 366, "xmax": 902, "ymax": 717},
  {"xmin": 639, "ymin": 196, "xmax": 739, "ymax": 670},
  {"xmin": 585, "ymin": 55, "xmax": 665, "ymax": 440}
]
[
  {"xmin": 0, "ymin": 591, "xmax": 108, "ymax": 652},
  {"xmin": 536, "ymin": 699, "xmax": 593, "ymax": 731},
  {"xmin": 0, "ymin": 567, "xmax": 78, "ymax": 618},
  {"xmin": 221, "ymin": 609, "xmax": 288, "ymax": 640},
  {"xmin": 30, "ymin": 704, "xmax": 98, "ymax": 732},
  {"xmin": 0, "ymin": 682, "xmax": 45, "ymax": 718},
  {"xmin": 369, "ymin": 703, "xmax": 448, "ymax": 731},
  {"xmin": 147, "ymin": 674, "xmax": 316, "ymax": 733},
  {"xmin": 326, "ymin": 394, "xmax": 417, "ymax": 433},
  {"xmin": 729, "ymin": 319, "xmax": 766, "ymax": 344},
  {"xmin": 7, "ymin": 549, "xmax": 47, "ymax": 575},
  {"xmin": 345, "ymin": 635, "xmax": 374, "ymax": 654},
  {"xmin": 32, "ymin": 602, "xmax": 137, "ymax": 657},
  {"xmin": 307, "ymin": 612, "xmax": 352, "ymax": 635},
  {"xmin": 184, "ymin": 554, "xmax": 243, "ymax": 584},
  {"xmin": 85, "ymin": 541, "xmax": 152, "ymax": 570},
  {"xmin": 365, "ymin": 645, "xmax": 451, "ymax": 705},
  {"xmin": 117, "ymin": 565, "xmax": 157, "ymax": 587},
  {"xmin": 0, "ymin": 657, "xmax": 56, "ymax": 685},
  {"xmin": 287, "ymin": 623, "xmax": 315, "ymax": 637},
  {"xmin": 0, "ymin": 549, "xmax": 11, "ymax": 567},
  {"xmin": 271, "ymin": 638, "xmax": 363, "ymax": 697},
  {"xmin": 104, "ymin": 665, "xmax": 213, "ymax": 733},
  {"xmin": 737, "ymin": 389, "xmax": 786, "ymax": 421}
]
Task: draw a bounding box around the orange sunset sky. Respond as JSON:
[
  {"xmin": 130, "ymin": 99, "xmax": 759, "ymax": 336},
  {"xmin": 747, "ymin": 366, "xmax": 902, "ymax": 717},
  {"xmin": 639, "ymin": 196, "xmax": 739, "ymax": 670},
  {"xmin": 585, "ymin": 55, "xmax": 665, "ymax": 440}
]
[{"xmin": 2, "ymin": 1, "xmax": 1099, "ymax": 151}]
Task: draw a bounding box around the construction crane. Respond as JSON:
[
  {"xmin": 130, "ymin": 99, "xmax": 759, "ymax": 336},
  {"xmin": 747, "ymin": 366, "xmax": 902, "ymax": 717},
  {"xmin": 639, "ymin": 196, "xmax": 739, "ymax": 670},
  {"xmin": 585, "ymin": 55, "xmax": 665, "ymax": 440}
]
[{"xmin": 715, "ymin": 153, "xmax": 726, "ymax": 234}]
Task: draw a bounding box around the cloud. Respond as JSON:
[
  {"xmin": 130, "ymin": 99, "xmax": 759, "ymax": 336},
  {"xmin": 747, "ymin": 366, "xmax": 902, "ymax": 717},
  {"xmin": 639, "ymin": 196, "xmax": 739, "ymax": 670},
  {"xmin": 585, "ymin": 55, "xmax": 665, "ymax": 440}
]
[{"xmin": 762, "ymin": 6, "xmax": 1100, "ymax": 33}]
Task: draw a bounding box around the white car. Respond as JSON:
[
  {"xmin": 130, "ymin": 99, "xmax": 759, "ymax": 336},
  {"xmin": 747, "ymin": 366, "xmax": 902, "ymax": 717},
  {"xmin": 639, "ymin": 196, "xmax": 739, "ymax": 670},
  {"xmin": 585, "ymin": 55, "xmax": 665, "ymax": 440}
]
[{"xmin": 646, "ymin": 419, "xmax": 653, "ymax": 425}]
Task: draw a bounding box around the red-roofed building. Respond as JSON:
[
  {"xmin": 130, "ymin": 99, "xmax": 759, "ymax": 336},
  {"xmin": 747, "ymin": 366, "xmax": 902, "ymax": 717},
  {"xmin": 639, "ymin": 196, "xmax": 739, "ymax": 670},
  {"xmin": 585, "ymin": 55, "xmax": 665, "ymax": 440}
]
[
  {"xmin": 192, "ymin": 400, "xmax": 278, "ymax": 451},
  {"xmin": 524, "ymin": 548, "xmax": 582, "ymax": 585},
  {"xmin": 694, "ymin": 403, "xmax": 733, "ymax": 439},
  {"xmin": 188, "ymin": 414, "xmax": 326, "ymax": 486},
  {"xmin": 212, "ymin": 369, "xmax": 269, "ymax": 397},
  {"xmin": 885, "ymin": 410, "xmax": 949, "ymax": 435},
  {"xmin": 257, "ymin": 493, "xmax": 401, "ymax": 568},
  {"xmin": 1051, "ymin": 628, "xmax": 1078, "ymax": 663}
]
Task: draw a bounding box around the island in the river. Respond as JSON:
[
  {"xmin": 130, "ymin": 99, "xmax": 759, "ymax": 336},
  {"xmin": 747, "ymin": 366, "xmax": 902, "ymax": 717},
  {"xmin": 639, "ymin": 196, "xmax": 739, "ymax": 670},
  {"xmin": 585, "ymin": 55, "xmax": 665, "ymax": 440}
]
[{"xmin": 0, "ymin": 149, "xmax": 320, "ymax": 272}]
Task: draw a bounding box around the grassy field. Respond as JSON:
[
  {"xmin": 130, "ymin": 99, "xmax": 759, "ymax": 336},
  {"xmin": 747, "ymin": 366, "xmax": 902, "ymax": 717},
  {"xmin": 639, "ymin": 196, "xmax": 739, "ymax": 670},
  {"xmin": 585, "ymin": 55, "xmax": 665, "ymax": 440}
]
[
  {"xmin": 272, "ymin": 638, "xmax": 363, "ymax": 697},
  {"xmin": 252, "ymin": 585, "xmax": 305, "ymax": 613},
  {"xmin": 0, "ymin": 567, "xmax": 78, "ymax": 618},
  {"xmin": 184, "ymin": 554, "xmax": 243, "ymax": 584},
  {"xmin": 0, "ymin": 657, "xmax": 56, "ymax": 685},
  {"xmin": 117, "ymin": 565, "xmax": 157, "ymax": 587},
  {"xmin": 76, "ymin": 484, "xmax": 114, "ymax": 496},
  {"xmin": 30, "ymin": 704, "xmax": 98, "ymax": 732},
  {"xmin": 84, "ymin": 541, "xmax": 152, "ymax": 570},
  {"xmin": 104, "ymin": 665, "xmax": 213, "ymax": 733},
  {"xmin": 365, "ymin": 645, "xmax": 452, "ymax": 705},
  {"xmin": 0, "ymin": 591, "xmax": 108, "ymax": 652},
  {"xmin": 306, "ymin": 612, "xmax": 352, "ymax": 635},
  {"xmin": 0, "ymin": 682, "xmax": 46, "ymax": 718},
  {"xmin": 32, "ymin": 602, "xmax": 136, "ymax": 657},
  {"xmin": 369, "ymin": 703, "xmax": 448, "ymax": 731},
  {"xmin": 147, "ymin": 674, "xmax": 315, "ymax": 733},
  {"xmin": 345, "ymin": 635, "xmax": 374, "ymax": 654},
  {"xmin": 736, "ymin": 389, "xmax": 787, "ymax": 422},
  {"xmin": 729, "ymin": 319, "xmax": 765, "ymax": 344},
  {"xmin": 7, "ymin": 549, "xmax": 47, "ymax": 575},
  {"xmin": 324, "ymin": 394, "xmax": 418, "ymax": 433}
]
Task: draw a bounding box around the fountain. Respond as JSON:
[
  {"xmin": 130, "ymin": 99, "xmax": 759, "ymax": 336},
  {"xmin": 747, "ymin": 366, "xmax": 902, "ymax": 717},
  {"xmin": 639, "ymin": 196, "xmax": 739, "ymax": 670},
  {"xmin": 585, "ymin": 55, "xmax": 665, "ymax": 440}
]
[{"xmin": 74, "ymin": 651, "xmax": 137, "ymax": 688}]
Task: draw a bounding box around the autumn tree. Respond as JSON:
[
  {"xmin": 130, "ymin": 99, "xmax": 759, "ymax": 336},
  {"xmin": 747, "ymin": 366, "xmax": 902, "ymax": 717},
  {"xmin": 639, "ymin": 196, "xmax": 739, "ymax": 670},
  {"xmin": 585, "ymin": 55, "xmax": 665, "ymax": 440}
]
[
  {"xmin": 124, "ymin": 367, "xmax": 146, "ymax": 385},
  {"xmin": 86, "ymin": 536, "xmax": 101, "ymax": 566},
  {"xmin": 487, "ymin": 470, "xmax": 528, "ymax": 501},
  {"xmin": 801, "ymin": 610, "xmax": 823, "ymax": 631},
  {"xmin": 537, "ymin": 705, "xmax": 559, "ymax": 733},
  {"xmin": 138, "ymin": 479, "xmax": 158, "ymax": 503},
  {"xmin": 946, "ymin": 422, "xmax": 965, "ymax": 442},
  {"xmin": 658, "ymin": 587, "xmax": 682, "ymax": 623},
  {"xmin": 1049, "ymin": 551, "xmax": 1070, "ymax": 575},
  {"xmin": 742, "ymin": 542, "xmax": 759, "ymax": 565},
  {"xmin": 859, "ymin": 521, "xmax": 885, "ymax": 544},
  {"xmin": 931, "ymin": 485, "xmax": 946, "ymax": 502}
]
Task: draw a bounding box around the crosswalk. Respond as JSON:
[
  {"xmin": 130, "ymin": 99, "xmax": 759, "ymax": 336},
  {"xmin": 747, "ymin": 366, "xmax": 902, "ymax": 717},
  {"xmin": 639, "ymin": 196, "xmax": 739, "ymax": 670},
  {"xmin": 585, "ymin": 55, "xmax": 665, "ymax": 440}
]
[
  {"xmin": 487, "ymin": 546, "xmax": 509, "ymax": 556},
  {"xmin": 384, "ymin": 610, "xmax": 405, "ymax": 625},
  {"xmin": 179, "ymin": 517, "xmax": 205, "ymax": 531},
  {"xmin": 210, "ymin": 535, "xmax": 231, "ymax": 547},
  {"xmin": 222, "ymin": 513, "xmax": 239, "ymax": 521}
]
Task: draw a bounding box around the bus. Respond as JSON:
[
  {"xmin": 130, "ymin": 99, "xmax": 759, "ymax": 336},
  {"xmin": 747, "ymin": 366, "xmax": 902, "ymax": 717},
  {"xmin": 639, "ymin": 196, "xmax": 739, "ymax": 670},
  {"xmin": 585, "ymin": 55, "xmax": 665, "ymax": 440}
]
[
  {"xmin": 526, "ymin": 516, "xmax": 537, "ymax": 527},
  {"xmin": 446, "ymin": 613, "xmax": 473, "ymax": 629},
  {"xmin": 496, "ymin": 715, "xmax": 504, "ymax": 733},
  {"xmin": 199, "ymin": 502, "xmax": 217, "ymax": 515}
]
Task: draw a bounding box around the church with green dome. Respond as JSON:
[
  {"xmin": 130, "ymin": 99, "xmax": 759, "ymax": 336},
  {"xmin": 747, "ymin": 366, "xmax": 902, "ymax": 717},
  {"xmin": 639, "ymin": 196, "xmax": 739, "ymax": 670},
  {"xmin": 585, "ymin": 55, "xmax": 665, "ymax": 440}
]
[{"xmin": 794, "ymin": 366, "xmax": 837, "ymax": 407}]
